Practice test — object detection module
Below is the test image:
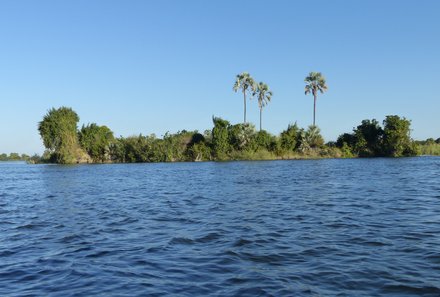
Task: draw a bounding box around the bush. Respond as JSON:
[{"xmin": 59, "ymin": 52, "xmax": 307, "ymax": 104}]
[
  {"xmin": 304, "ymin": 125, "xmax": 324, "ymax": 148},
  {"xmin": 38, "ymin": 107, "xmax": 87, "ymax": 164},
  {"xmin": 353, "ymin": 119, "xmax": 383, "ymax": 157},
  {"xmin": 211, "ymin": 117, "xmax": 230, "ymax": 160},
  {"xmin": 419, "ymin": 143, "xmax": 440, "ymax": 155},
  {"xmin": 228, "ymin": 123, "xmax": 256, "ymax": 151},
  {"xmin": 252, "ymin": 130, "xmax": 277, "ymax": 152},
  {"xmin": 382, "ymin": 115, "xmax": 418, "ymax": 157},
  {"xmin": 336, "ymin": 133, "xmax": 357, "ymax": 148},
  {"xmin": 279, "ymin": 123, "xmax": 300, "ymax": 151},
  {"xmin": 79, "ymin": 123, "xmax": 114, "ymax": 162}
]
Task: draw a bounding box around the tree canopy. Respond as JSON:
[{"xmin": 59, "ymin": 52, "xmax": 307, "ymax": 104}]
[
  {"xmin": 38, "ymin": 107, "xmax": 88, "ymax": 164},
  {"xmin": 79, "ymin": 123, "xmax": 115, "ymax": 162}
]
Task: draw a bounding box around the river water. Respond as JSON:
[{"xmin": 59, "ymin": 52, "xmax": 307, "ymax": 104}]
[{"xmin": 1, "ymin": 158, "xmax": 440, "ymax": 296}]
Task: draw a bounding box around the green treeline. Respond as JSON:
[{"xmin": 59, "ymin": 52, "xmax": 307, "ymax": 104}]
[
  {"xmin": 36, "ymin": 107, "xmax": 428, "ymax": 164},
  {"xmin": 0, "ymin": 153, "xmax": 31, "ymax": 161}
]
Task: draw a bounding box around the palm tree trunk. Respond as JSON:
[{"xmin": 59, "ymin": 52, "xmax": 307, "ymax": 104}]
[
  {"xmin": 260, "ymin": 108, "xmax": 262, "ymax": 131},
  {"xmin": 313, "ymin": 94, "xmax": 316, "ymax": 126},
  {"xmin": 243, "ymin": 91, "xmax": 247, "ymax": 123}
]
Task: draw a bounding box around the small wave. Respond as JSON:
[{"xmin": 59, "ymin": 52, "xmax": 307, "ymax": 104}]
[
  {"xmin": 194, "ymin": 232, "xmax": 222, "ymax": 243},
  {"xmin": 225, "ymin": 277, "xmax": 248, "ymax": 285},
  {"xmin": 169, "ymin": 237, "xmax": 194, "ymax": 245},
  {"xmin": 59, "ymin": 234, "xmax": 83, "ymax": 244},
  {"xmin": 423, "ymin": 252, "xmax": 440, "ymax": 264},
  {"xmin": 0, "ymin": 250, "xmax": 17, "ymax": 257},
  {"xmin": 107, "ymin": 217, "xmax": 139, "ymax": 226},
  {"xmin": 37, "ymin": 257, "xmax": 69, "ymax": 266},
  {"xmin": 71, "ymin": 246, "xmax": 93, "ymax": 253},
  {"xmin": 85, "ymin": 250, "xmax": 112, "ymax": 258},
  {"xmin": 233, "ymin": 238, "xmax": 253, "ymax": 247},
  {"xmin": 240, "ymin": 252, "xmax": 285, "ymax": 265},
  {"xmin": 15, "ymin": 222, "xmax": 47, "ymax": 230},
  {"xmin": 381, "ymin": 284, "xmax": 440, "ymax": 295}
]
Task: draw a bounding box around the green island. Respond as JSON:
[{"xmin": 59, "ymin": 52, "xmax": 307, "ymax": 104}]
[{"xmin": 7, "ymin": 72, "xmax": 438, "ymax": 164}]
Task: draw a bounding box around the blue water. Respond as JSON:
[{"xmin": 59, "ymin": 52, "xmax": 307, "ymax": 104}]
[{"xmin": 1, "ymin": 158, "xmax": 440, "ymax": 296}]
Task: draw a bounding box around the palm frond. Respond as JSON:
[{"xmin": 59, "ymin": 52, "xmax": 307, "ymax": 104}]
[{"xmin": 304, "ymin": 72, "xmax": 327, "ymax": 96}]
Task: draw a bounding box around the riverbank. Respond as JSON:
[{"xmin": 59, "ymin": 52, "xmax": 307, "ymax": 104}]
[
  {"xmin": 12, "ymin": 140, "xmax": 440, "ymax": 165},
  {"xmin": 29, "ymin": 149, "xmax": 440, "ymax": 165}
]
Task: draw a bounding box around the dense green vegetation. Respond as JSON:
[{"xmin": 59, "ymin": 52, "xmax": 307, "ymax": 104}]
[
  {"xmin": 35, "ymin": 107, "xmax": 428, "ymax": 164},
  {"xmin": 335, "ymin": 116, "xmax": 419, "ymax": 157},
  {"xmin": 79, "ymin": 123, "xmax": 114, "ymax": 162},
  {"xmin": 32, "ymin": 72, "xmax": 436, "ymax": 164}
]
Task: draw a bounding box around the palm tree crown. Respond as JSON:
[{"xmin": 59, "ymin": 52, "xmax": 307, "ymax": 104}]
[
  {"xmin": 253, "ymin": 82, "xmax": 273, "ymax": 131},
  {"xmin": 304, "ymin": 72, "xmax": 328, "ymax": 126},
  {"xmin": 233, "ymin": 72, "xmax": 256, "ymax": 123}
]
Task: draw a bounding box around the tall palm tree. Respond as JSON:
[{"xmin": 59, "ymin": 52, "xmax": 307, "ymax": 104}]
[
  {"xmin": 253, "ymin": 82, "xmax": 273, "ymax": 131},
  {"xmin": 304, "ymin": 72, "xmax": 328, "ymax": 126},
  {"xmin": 233, "ymin": 72, "xmax": 256, "ymax": 124}
]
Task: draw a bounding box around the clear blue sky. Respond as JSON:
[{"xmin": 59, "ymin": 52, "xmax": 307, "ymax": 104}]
[{"xmin": 1, "ymin": 0, "xmax": 439, "ymax": 155}]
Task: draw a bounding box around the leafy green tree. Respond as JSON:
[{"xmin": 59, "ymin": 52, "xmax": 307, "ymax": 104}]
[
  {"xmin": 353, "ymin": 119, "xmax": 383, "ymax": 157},
  {"xmin": 79, "ymin": 123, "xmax": 115, "ymax": 162},
  {"xmin": 38, "ymin": 107, "xmax": 88, "ymax": 164},
  {"xmin": 304, "ymin": 72, "xmax": 328, "ymax": 126},
  {"xmin": 162, "ymin": 132, "xmax": 182, "ymax": 161},
  {"xmin": 228, "ymin": 123, "xmax": 256, "ymax": 151},
  {"xmin": 233, "ymin": 72, "xmax": 256, "ymax": 124},
  {"xmin": 336, "ymin": 133, "xmax": 357, "ymax": 148},
  {"xmin": 109, "ymin": 138, "xmax": 126, "ymax": 162},
  {"xmin": 162, "ymin": 130, "xmax": 198, "ymax": 162},
  {"xmin": 382, "ymin": 115, "xmax": 418, "ymax": 157},
  {"xmin": 211, "ymin": 117, "xmax": 230, "ymax": 159},
  {"xmin": 280, "ymin": 123, "xmax": 300, "ymax": 151},
  {"xmin": 8, "ymin": 153, "xmax": 21, "ymax": 160},
  {"xmin": 117, "ymin": 134, "xmax": 154, "ymax": 163},
  {"xmin": 253, "ymin": 130, "xmax": 277, "ymax": 152},
  {"xmin": 253, "ymin": 82, "xmax": 273, "ymax": 131},
  {"xmin": 186, "ymin": 133, "xmax": 211, "ymax": 161}
]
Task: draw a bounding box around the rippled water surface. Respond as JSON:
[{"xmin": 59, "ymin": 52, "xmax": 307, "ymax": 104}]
[{"xmin": 1, "ymin": 158, "xmax": 440, "ymax": 296}]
